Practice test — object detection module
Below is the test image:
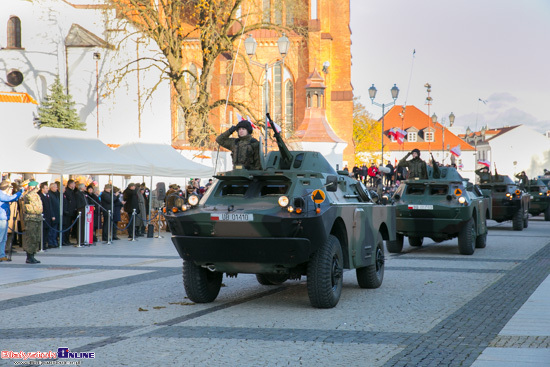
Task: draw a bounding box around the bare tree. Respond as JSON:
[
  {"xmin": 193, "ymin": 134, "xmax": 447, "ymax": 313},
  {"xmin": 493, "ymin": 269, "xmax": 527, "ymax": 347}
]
[{"xmin": 108, "ymin": 0, "xmax": 308, "ymax": 148}]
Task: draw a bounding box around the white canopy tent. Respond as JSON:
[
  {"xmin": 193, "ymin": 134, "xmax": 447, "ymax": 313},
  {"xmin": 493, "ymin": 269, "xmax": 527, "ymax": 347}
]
[
  {"xmin": 116, "ymin": 142, "xmax": 214, "ymax": 178},
  {"xmin": 1, "ymin": 140, "xmax": 64, "ymax": 174},
  {"xmin": 27, "ymin": 133, "xmax": 151, "ymax": 175}
]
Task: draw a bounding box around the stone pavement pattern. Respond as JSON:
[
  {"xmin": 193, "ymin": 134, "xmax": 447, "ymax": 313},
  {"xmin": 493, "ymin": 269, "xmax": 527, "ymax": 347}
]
[{"xmin": 0, "ymin": 217, "xmax": 548, "ymax": 366}]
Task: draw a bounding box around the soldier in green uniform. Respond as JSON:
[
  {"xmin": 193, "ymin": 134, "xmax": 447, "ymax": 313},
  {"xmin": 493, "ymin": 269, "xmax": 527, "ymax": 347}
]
[
  {"xmin": 399, "ymin": 148, "xmax": 428, "ymax": 180},
  {"xmin": 475, "ymin": 166, "xmax": 492, "ymax": 184},
  {"xmin": 216, "ymin": 120, "xmax": 261, "ymax": 170},
  {"xmin": 22, "ymin": 181, "xmax": 43, "ymax": 264}
]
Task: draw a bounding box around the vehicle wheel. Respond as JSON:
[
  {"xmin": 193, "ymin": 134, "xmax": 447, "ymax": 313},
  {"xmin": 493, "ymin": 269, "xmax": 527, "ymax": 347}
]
[
  {"xmin": 408, "ymin": 236, "xmax": 423, "ymax": 247},
  {"xmin": 307, "ymin": 234, "xmax": 344, "ymax": 309},
  {"xmin": 183, "ymin": 260, "xmax": 223, "ymax": 303},
  {"xmin": 475, "ymin": 216, "xmax": 487, "ymax": 249},
  {"xmin": 545, "ymin": 206, "xmax": 550, "ymax": 221},
  {"xmin": 512, "ymin": 209, "xmax": 524, "ymax": 231},
  {"xmin": 256, "ymin": 274, "xmax": 288, "ymax": 285},
  {"xmin": 458, "ymin": 217, "xmax": 476, "ymax": 255},
  {"xmin": 356, "ymin": 232, "xmax": 384, "ymax": 289},
  {"xmin": 386, "ymin": 233, "xmax": 404, "ymax": 253}
]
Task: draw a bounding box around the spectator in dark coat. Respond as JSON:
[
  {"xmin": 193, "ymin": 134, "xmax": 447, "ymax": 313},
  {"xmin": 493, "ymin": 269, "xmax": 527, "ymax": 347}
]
[
  {"xmin": 48, "ymin": 182, "xmax": 60, "ymax": 247},
  {"xmin": 65, "ymin": 179, "xmax": 77, "ymax": 243},
  {"xmin": 38, "ymin": 182, "xmax": 54, "ymax": 249},
  {"xmin": 86, "ymin": 185, "xmax": 100, "ymax": 242},
  {"xmin": 385, "ymin": 161, "xmax": 395, "ymax": 187},
  {"xmin": 123, "ymin": 183, "xmax": 140, "ymax": 238},
  {"xmin": 100, "ymin": 184, "xmax": 113, "ymax": 241},
  {"xmin": 74, "ymin": 183, "xmax": 88, "ymax": 244},
  {"xmin": 112, "ymin": 187, "xmax": 123, "ymax": 240}
]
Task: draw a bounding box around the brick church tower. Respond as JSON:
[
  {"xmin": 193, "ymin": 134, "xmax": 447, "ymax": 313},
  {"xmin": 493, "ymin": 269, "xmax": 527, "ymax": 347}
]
[{"xmin": 171, "ymin": 0, "xmax": 354, "ymax": 165}]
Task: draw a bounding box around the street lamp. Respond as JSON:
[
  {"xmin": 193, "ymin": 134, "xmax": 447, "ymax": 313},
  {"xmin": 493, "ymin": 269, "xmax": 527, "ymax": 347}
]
[
  {"xmin": 368, "ymin": 83, "xmax": 399, "ymax": 164},
  {"xmin": 93, "ymin": 52, "xmax": 101, "ymax": 138},
  {"xmin": 244, "ymin": 33, "xmax": 290, "ymax": 155}
]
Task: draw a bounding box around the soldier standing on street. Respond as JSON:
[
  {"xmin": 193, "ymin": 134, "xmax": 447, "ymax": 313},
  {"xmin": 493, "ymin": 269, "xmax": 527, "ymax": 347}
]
[
  {"xmin": 216, "ymin": 120, "xmax": 261, "ymax": 170},
  {"xmin": 398, "ymin": 148, "xmax": 428, "ymax": 180},
  {"xmin": 22, "ymin": 181, "xmax": 43, "ymax": 264}
]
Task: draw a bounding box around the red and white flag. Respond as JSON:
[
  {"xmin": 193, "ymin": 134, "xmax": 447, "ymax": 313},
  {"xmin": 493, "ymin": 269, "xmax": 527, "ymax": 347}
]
[
  {"xmin": 450, "ymin": 145, "xmax": 461, "ymax": 157},
  {"xmin": 394, "ymin": 128, "xmax": 406, "ymax": 144},
  {"xmin": 269, "ymin": 120, "xmax": 282, "ymax": 133},
  {"xmin": 478, "ymin": 160, "xmax": 490, "ymax": 168}
]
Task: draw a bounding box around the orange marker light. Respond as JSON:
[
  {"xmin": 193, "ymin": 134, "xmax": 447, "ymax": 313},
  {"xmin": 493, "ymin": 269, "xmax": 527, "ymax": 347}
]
[
  {"xmin": 172, "ymin": 207, "xmax": 178, "ymax": 213},
  {"xmin": 315, "ymin": 208, "xmax": 321, "ymax": 214},
  {"xmin": 296, "ymin": 208, "xmax": 302, "ymax": 214}
]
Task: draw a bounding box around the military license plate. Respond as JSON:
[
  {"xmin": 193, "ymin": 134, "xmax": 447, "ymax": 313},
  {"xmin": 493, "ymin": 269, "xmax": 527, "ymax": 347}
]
[
  {"xmin": 211, "ymin": 213, "xmax": 254, "ymax": 221},
  {"xmin": 407, "ymin": 205, "xmax": 433, "ymax": 210}
]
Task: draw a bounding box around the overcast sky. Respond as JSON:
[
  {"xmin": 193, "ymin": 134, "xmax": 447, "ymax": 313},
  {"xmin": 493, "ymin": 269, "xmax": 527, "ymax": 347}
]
[{"xmin": 350, "ymin": 0, "xmax": 550, "ymax": 134}]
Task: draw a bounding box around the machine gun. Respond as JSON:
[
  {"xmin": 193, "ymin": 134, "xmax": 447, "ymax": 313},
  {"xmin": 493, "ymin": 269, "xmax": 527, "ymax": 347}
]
[{"xmin": 266, "ymin": 113, "xmax": 293, "ymax": 169}]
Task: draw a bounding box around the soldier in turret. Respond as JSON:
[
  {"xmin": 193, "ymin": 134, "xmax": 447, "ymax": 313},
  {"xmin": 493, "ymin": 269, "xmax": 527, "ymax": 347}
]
[
  {"xmin": 399, "ymin": 149, "xmax": 428, "ymax": 180},
  {"xmin": 475, "ymin": 166, "xmax": 492, "ymax": 184},
  {"xmin": 216, "ymin": 120, "xmax": 261, "ymax": 170},
  {"xmin": 22, "ymin": 181, "xmax": 42, "ymax": 264}
]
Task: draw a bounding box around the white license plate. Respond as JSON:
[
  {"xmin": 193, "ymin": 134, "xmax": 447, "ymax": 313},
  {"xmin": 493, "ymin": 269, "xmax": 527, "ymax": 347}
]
[
  {"xmin": 407, "ymin": 205, "xmax": 433, "ymax": 210},
  {"xmin": 211, "ymin": 213, "xmax": 254, "ymax": 221}
]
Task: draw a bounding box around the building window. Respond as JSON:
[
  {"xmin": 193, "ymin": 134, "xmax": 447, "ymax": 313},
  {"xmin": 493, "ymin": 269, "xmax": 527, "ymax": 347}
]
[
  {"xmin": 285, "ymin": 81, "xmax": 294, "ymax": 137},
  {"xmin": 7, "ymin": 16, "xmax": 21, "ymax": 48},
  {"xmin": 274, "ymin": 3, "xmax": 283, "ymax": 25},
  {"xmin": 286, "ymin": 4, "xmax": 294, "ymax": 25},
  {"xmin": 176, "ymin": 105, "xmax": 186, "ymax": 143},
  {"xmin": 424, "ymin": 132, "xmax": 434, "ymax": 142},
  {"xmin": 185, "ymin": 63, "xmax": 200, "ymax": 103},
  {"xmin": 311, "ymin": 0, "xmax": 318, "ymax": 19},
  {"xmin": 262, "ymin": 0, "xmax": 271, "ymax": 23},
  {"xmin": 408, "ymin": 132, "xmax": 417, "ymax": 142},
  {"xmin": 265, "ymin": 65, "xmax": 294, "ymax": 136}
]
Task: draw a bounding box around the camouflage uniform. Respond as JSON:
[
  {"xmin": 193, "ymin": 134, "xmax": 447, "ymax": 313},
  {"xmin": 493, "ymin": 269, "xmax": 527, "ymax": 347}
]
[
  {"xmin": 399, "ymin": 153, "xmax": 428, "ymax": 180},
  {"xmin": 475, "ymin": 168, "xmax": 492, "ymax": 183},
  {"xmin": 22, "ymin": 188, "xmax": 43, "ymax": 254},
  {"xmin": 216, "ymin": 129, "xmax": 261, "ymax": 170}
]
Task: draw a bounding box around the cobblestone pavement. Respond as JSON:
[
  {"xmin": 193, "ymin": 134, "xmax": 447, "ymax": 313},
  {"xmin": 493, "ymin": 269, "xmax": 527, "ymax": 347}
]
[{"xmin": 0, "ymin": 217, "xmax": 548, "ymax": 366}]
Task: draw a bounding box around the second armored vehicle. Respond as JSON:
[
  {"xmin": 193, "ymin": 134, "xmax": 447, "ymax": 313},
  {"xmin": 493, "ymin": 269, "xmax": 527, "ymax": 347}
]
[
  {"xmin": 479, "ymin": 174, "xmax": 531, "ymax": 230},
  {"xmin": 164, "ymin": 117, "xmax": 396, "ymax": 308},
  {"xmin": 389, "ymin": 164, "xmax": 491, "ymax": 255},
  {"xmin": 527, "ymin": 178, "xmax": 550, "ymax": 221}
]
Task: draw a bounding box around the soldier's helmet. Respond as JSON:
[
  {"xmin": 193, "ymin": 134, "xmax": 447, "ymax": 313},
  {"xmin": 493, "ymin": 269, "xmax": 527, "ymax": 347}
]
[{"xmin": 236, "ymin": 120, "xmax": 253, "ymax": 134}]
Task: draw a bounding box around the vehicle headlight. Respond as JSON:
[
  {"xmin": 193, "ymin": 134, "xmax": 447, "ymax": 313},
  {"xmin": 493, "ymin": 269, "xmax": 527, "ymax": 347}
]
[
  {"xmin": 287, "ymin": 205, "xmax": 294, "ymax": 213},
  {"xmin": 278, "ymin": 196, "xmax": 289, "ymax": 207},
  {"xmin": 458, "ymin": 196, "xmax": 466, "ymax": 204},
  {"xmin": 188, "ymin": 195, "xmax": 199, "ymax": 206}
]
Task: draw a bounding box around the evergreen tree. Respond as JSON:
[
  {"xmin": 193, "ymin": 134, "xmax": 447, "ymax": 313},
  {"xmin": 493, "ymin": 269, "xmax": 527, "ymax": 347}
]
[{"xmin": 38, "ymin": 76, "xmax": 86, "ymax": 130}]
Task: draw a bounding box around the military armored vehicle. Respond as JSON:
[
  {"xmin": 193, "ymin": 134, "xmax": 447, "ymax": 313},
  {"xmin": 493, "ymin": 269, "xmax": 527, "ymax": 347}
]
[
  {"xmin": 479, "ymin": 174, "xmax": 530, "ymax": 230},
  {"xmin": 164, "ymin": 115, "xmax": 396, "ymax": 308},
  {"xmin": 527, "ymin": 178, "xmax": 550, "ymax": 221},
  {"xmin": 389, "ymin": 162, "xmax": 491, "ymax": 255}
]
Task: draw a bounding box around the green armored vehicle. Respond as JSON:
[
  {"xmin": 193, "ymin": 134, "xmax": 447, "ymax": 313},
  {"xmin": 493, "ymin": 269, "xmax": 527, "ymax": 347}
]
[
  {"xmin": 479, "ymin": 174, "xmax": 531, "ymax": 230},
  {"xmin": 527, "ymin": 178, "xmax": 550, "ymax": 221},
  {"xmin": 164, "ymin": 117, "xmax": 396, "ymax": 308},
  {"xmin": 389, "ymin": 163, "xmax": 491, "ymax": 255}
]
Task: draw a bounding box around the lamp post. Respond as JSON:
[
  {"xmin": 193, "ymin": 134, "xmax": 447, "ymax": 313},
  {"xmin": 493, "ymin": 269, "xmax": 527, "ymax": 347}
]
[
  {"xmin": 244, "ymin": 33, "xmax": 290, "ymax": 155},
  {"xmin": 93, "ymin": 52, "xmax": 101, "ymax": 138},
  {"xmin": 368, "ymin": 84, "xmax": 399, "ymax": 164}
]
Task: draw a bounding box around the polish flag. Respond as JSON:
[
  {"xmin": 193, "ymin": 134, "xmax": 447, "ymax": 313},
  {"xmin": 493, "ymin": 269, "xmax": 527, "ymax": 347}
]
[
  {"xmin": 450, "ymin": 145, "xmax": 461, "ymax": 157},
  {"xmin": 250, "ymin": 121, "xmax": 258, "ymax": 130},
  {"xmin": 394, "ymin": 128, "xmax": 406, "ymax": 144},
  {"xmin": 269, "ymin": 120, "xmax": 282, "ymax": 133},
  {"xmin": 478, "ymin": 160, "xmax": 490, "ymax": 168}
]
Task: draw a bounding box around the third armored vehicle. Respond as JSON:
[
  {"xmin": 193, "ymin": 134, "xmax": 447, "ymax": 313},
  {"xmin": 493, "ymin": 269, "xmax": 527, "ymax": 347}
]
[
  {"xmin": 479, "ymin": 174, "xmax": 531, "ymax": 230},
  {"xmin": 527, "ymin": 178, "xmax": 550, "ymax": 221},
  {"xmin": 164, "ymin": 116, "xmax": 396, "ymax": 308},
  {"xmin": 390, "ymin": 163, "xmax": 491, "ymax": 255}
]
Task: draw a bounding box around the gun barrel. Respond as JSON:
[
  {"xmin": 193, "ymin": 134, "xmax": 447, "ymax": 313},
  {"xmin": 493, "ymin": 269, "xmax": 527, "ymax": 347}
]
[{"xmin": 266, "ymin": 113, "xmax": 293, "ymax": 169}]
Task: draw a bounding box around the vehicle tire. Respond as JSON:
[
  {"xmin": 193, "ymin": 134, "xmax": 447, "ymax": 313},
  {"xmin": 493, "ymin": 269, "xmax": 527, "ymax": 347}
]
[
  {"xmin": 545, "ymin": 206, "xmax": 550, "ymax": 221},
  {"xmin": 183, "ymin": 260, "xmax": 223, "ymax": 303},
  {"xmin": 512, "ymin": 208, "xmax": 524, "ymax": 231},
  {"xmin": 307, "ymin": 234, "xmax": 344, "ymax": 309},
  {"xmin": 356, "ymin": 232, "xmax": 384, "ymax": 289},
  {"xmin": 386, "ymin": 233, "xmax": 404, "ymax": 253},
  {"xmin": 408, "ymin": 236, "xmax": 423, "ymax": 247},
  {"xmin": 256, "ymin": 274, "xmax": 288, "ymax": 285},
  {"xmin": 458, "ymin": 217, "xmax": 476, "ymax": 255},
  {"xmin": 523, "ymin": 210, "xmax": 529, "ymax": 228},
  {"xmin": 475, "ymin": 216, "xmax": 487, "ymax": 249}
]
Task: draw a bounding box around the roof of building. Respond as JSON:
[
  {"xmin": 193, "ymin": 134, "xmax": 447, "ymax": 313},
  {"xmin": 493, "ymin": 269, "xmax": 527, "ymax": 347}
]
[
  {"xmin": 459, "ymin": 125, "xmax": 520, "ymax": 142},
  {"xmin": 0, "ymin": 92, "xmax": 38, "ymax": 104},
  {"xmin": 382, "ymin": 105, "xmax": 474, "ymax": 151}
]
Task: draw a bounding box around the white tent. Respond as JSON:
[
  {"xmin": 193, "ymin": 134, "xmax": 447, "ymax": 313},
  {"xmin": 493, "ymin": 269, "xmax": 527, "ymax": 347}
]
[
  {"xmin": 116, "ymin": 142, "xmax": 214, "ymax": 178},
  {"xmin": 27, "ymin": 133, "xmax": 151, "ymax": 175},
  {"xmin": 1, "ymin": 140, "xmax": 64, "ymax": 173}
]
